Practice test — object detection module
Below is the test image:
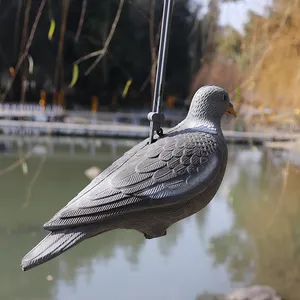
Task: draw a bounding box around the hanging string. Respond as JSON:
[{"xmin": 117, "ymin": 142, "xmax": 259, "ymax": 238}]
[{"xmin": 148, "ymin": 0, "xmax": 174, "ymax": 144}]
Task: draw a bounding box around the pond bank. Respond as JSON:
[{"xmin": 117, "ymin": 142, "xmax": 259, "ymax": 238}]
[
  {"xmin": 196, "ymin": 285, "xmax": 281, "ymax": 300},
  {"xmin": 0, "ymin": 120, "xmax": 300, "ymax": 145}
]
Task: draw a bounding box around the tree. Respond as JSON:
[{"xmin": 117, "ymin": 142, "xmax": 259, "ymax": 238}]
[{"xmin": 0, "ymin": 0, "xmax": 213, "ymax": 109}]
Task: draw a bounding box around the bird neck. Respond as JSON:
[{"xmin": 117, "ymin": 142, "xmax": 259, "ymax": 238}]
[
  {"xmin": 186, "ymin": 116, "xmax": 222, "ymax": 132},
  {"xmin": 169, "ymin": 116, "xmax": 223, "ymax": 137}
]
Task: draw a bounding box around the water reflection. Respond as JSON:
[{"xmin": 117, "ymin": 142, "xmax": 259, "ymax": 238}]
[
  {"xmin": 0, "ymin": 138, "xmax": 299, "ymax": 300},
  {"xmin": 208, "ymin": 148, "xmax": 300, "ymax": 300},
  {"xmin": 0, "ymin": 135, "xmax": 139, "ymax": 159}
]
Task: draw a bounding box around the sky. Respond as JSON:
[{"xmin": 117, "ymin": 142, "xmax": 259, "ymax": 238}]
[{"xmin": 195, "ymin": 0, "xmax": 272, "ymax": 32}]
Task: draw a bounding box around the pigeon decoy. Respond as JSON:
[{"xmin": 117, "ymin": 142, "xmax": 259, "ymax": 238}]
[{"xmin": 21, "ymin": 85, "xmax": 237, "ymax": 271}]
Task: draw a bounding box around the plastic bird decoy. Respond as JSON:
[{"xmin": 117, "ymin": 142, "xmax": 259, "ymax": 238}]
[
  {"xmin": 21, "ymin": 0, "xmax": 237, "ymax": 271},
  {"xmin": 21, "ymin": 85, "xmax": 237, "ymax": 271}
]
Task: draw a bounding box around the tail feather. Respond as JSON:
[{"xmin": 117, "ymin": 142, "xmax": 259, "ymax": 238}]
[{"xmin": 21, "ymin": 228, "xmax": 89, "ymax": 271}]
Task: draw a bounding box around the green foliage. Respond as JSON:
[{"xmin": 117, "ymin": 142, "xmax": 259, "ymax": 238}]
[{"xmin": 202, "ymin": 0, "xmax": 220, "ymax": 63}]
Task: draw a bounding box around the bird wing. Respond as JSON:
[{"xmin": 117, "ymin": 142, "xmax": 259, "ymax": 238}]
[{"xmin": 44, "ymin": 131, "xmax": 224, "ymax": 230}]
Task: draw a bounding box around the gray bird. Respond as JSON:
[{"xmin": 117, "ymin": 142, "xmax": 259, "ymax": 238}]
[{"xmin": 21, "ymin": 85, "xmax": 237, "ymax": 271}]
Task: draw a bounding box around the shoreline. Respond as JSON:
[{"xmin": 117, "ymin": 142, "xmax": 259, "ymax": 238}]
[{"xmin": 0, "ymin": 120, "xmax": 299, "ymax": 146}]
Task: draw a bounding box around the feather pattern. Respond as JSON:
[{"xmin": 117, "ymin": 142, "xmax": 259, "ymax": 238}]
[
  {"xmin": 21, "ymin": 85, "xmax": 234, "ymax": 272},
  {"xmin": 44, "ymin": 131, "xmax": 220, "ymax": 230}
]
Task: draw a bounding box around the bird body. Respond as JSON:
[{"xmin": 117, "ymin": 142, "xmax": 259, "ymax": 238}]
[{"xmin": 21, "ymin": 86, "xmax": 236, "ymax": 271}]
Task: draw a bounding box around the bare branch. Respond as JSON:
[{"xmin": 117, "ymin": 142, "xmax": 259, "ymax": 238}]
[
  {"xmin": 84, "ymin": 0, "xmax": 124, "ymax": 75},
  {"xmin": 74, "ymin": 0, "xmax": 87, "ymax": 42},
  {"xmin": 20, "ymin": 0, "xmax": 31, "ymax": 55},
  {"xmin": 74, "ymin": 49, "xmax": 104, "ymax": 65},
  {"xmin": 128, "ymin": 0, "xmax": 151, "ymax": 22},
  {"xmin": 140, "ymin": 72, "xmax": 151, "ymax": 92},
  {"xmin": 1, "ymin": 0, "xmax": 46, "ymax": 103},
  {"xmin": 141, "ymin": 20, "xmax": 161, "ymax": 93},
  {"xmin": 14, "ymin": 0, "xmax": 23, "ymax": 58},
  {"xmin": 23, "ymin": 154, "xmax": 46, "ymax": 208},
  {"xmin": 0, "ymin": 152, "xmax": 32, "ymax": 176},
  {"xmin": 53, "ymin": 0, "xmax": 70, "ymax": 104},
  {"xmin": 20, "ymin": 0, "xmax": 31, "ymax": 104}
]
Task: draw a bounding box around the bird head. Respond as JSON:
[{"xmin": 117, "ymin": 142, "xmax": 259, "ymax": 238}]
[{"xmin": 187, "ymin": 85, "xmax": 237, "ymax": 125}]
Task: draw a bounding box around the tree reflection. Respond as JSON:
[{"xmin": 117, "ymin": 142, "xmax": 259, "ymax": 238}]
[
  {"xmin": 195, "ymin": 207, "xmax": 210, "ymax": 237},
  {"xmin": 157, "ymin": 222, "xmax": 183, "ymax": 257},
  {"xmin": 57, "ymin": 229, "xmax": 147, "ymax": 283},
  {"xmin": 207, "ymin": 149, "xmax": 300, "ymax": 300},
  {"xmin": 0, "ymin": 231, "xmax": 59, "ymax": 300},
  {"xmin": 0, "ymin": 152, "xmax": 147, "ymax": 299},
  {"xmin": 6, "ymin": 143, "xmax": 300, "ymax": 300}
]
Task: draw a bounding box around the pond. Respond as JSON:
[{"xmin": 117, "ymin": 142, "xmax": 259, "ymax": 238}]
[{"xmin": 0, "ymin": 137, "xmax": 299, "ymax": 300}]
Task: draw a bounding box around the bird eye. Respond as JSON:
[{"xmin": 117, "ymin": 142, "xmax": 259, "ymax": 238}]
[{"xmin": 223, "ymin": 94, "xmax": 227, "ymax": 101}]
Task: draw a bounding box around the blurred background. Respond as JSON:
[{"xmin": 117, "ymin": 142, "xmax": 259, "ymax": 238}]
[{"xmin": 1, "ymin": 0, "xmax": 300, "ymax": 299}]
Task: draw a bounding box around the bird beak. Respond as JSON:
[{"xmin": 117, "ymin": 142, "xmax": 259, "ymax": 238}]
[{"xmin": 226, "ymin": 102, "xmax": 237, "ymax": 117}]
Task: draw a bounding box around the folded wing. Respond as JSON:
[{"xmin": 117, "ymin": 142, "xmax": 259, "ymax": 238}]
[{"xmin": 44, "ymin": 131, "xmax": 222, "ymax": 230}]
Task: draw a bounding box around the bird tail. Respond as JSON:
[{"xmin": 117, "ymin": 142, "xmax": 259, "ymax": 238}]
[{"xmin": 21, "ymin": 227, "xmax": 95, "ymax": 271}]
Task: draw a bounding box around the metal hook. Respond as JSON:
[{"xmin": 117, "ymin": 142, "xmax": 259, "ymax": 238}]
[{"xmin": 148, "ymin": 0, "xmax": 174, "ymax": 144}]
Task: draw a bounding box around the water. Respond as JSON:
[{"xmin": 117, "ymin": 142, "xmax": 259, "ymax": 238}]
[{"xmin": 0, "ymin": 137, "xmax": 299, "ymax": 300}]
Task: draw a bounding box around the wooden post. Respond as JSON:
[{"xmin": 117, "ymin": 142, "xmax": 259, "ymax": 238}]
[
  {"xmin": 112, "ymin": 95, "xmax": 117, "ymax": 106},
  {"xmin": 166, "ymin": 95, "xmax": 175, "ymax": 108},
  {"xmin": 91, "ymin": 96, "xmax": 99, "ymax": 113},
  {"xmin": 9, "ymin": 67, "xmax": 15, "ymax": 78},
  {"xmin": 57, "ymin": 89, "xmax": 65, "ymax": 108},
  {"xmin": 39, "ymin": 90, "xmax": 46, "ymax": 110}
]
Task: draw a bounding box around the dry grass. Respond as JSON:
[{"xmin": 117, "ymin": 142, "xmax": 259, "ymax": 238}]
[
  {"xmin": 190, "ymin": 57, "xmax": 241, "ymax": 96},
  {"xmin": 241, "ymin": 0, "xmax": 300, "ymax": 110}
]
